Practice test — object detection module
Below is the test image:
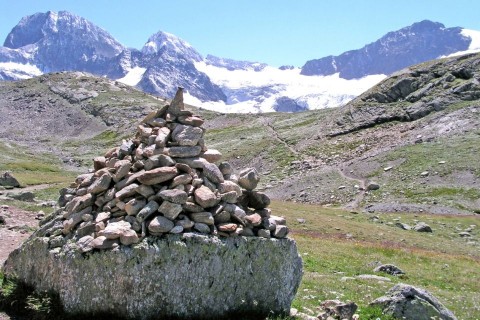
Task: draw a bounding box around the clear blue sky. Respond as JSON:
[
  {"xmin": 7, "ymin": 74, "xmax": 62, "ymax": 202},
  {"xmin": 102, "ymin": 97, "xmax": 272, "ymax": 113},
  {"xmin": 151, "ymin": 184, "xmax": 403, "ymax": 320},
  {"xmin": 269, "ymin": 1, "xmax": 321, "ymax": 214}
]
[{"xmin": 1, "ymin": 0, "xmax": 479, "ymax": 67}]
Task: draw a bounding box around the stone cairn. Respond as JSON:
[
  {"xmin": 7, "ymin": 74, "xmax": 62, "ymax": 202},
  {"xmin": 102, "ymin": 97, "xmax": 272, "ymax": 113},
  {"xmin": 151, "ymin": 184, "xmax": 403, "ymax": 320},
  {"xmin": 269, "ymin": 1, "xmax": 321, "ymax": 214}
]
[{"xmin": 44, "ymin": 88, "xmax": 289, "ymax": 252}]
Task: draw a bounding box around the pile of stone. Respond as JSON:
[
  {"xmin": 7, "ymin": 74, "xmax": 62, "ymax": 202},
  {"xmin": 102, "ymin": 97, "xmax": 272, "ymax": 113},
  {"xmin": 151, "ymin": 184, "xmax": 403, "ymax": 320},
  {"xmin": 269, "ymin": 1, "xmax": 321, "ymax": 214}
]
[{"xmin": 41, "ymin": 88, "xmax": 289, "ymax": 252}]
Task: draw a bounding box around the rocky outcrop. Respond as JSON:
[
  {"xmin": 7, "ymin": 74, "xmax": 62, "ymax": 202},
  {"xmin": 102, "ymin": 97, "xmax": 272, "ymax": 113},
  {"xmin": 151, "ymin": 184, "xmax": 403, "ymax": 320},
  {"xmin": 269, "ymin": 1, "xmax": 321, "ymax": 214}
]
[
  {"xmin": 3, "ymin": 88, "xmax": 302, "ymax": 319},
  {"xmin": 371, "ymin": 284, "xmax": 457, "ymax": 320},
  {"xmin": 330, "ymin": 53, "xmax": 480, "ymax": 136}
]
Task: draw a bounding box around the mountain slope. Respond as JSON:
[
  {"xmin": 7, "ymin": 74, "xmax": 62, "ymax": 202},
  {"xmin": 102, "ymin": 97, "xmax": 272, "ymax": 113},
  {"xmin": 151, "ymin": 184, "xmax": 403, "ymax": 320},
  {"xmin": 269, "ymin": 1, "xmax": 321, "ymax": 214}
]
[{"xmin": 1, "ymin": 53, "xmax": 479, "ymax": 214}]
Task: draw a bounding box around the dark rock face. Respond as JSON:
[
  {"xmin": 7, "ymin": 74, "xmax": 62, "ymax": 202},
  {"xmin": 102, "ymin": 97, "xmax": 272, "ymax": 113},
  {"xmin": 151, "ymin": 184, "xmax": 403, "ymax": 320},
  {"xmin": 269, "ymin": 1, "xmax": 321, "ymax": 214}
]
[
  {"xmin": 330, "ymin": 53, "xmax": 480, "ymax": 136},
  {"xmin": 273, "ymin": 96, "xmax": 308, "ymax": 112},
  {"xmin": 301, "ymin": 20, "xmax": 471, "ymax": 79}
]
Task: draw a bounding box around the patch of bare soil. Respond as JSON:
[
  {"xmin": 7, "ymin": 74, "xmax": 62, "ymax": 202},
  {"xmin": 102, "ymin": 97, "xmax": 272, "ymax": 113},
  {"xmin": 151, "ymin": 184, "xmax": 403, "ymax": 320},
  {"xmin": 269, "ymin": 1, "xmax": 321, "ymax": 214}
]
[
  {"xmin": 0, "ymin": 205, "xmax": 40, "ymax": 320},
  {"xmin": 0, "ymin": 205, "xmax": 39, "ymax": 266}
]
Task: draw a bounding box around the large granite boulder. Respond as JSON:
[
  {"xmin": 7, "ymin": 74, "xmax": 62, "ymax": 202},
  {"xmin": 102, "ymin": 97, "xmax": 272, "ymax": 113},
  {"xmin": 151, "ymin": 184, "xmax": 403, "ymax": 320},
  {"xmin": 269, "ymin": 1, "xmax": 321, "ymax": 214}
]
[{"xmin": 3, "ymin": 233, "xmax": 302, "ymax": 319}]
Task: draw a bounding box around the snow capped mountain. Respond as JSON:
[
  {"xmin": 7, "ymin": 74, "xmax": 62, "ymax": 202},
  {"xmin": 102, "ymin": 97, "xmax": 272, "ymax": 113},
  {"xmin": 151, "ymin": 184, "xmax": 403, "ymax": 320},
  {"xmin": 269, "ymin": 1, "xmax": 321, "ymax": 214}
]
[
  {"xmin": 300, "ymin": 20, "xmax": 474, "ymax": 79},
  {"xmin": 1, "ymin": 13, "xmax": 480, "ymax": 113},
  {"xmin": 2, "ymin": 11, "xmax": 125, "ymax": 75}
]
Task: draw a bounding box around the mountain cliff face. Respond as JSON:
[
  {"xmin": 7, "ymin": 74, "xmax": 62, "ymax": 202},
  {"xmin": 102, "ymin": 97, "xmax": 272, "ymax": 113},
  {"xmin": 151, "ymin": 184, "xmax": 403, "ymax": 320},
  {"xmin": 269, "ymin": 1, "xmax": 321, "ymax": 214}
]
[
  {"xmin": 301, "ymin": 20, "xmax": 471, "ymax": 79},
  {"xmin": 0, "ymin": 12, "xmax": 479, "ymax": 112},
  {"xmin": 135, "ymin": 32, "xmax": 226, "ymax": 102},
  {"xmin": 3, "ymin": 11, "xmax": 124, "ymax": 75}
]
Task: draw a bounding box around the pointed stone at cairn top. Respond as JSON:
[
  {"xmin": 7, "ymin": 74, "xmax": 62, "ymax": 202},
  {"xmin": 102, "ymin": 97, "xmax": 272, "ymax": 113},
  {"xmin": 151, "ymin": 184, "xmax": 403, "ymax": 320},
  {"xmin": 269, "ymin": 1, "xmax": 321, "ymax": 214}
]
[{"xmin": 168, "ymin": 87, "xmax": 185, "ymax": 116}]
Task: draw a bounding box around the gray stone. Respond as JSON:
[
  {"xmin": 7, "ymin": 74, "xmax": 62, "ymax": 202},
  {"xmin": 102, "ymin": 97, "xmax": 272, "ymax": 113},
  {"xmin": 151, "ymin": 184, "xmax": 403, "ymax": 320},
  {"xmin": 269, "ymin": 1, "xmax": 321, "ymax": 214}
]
[
  {"xmin": 144, "ymin": 154, "xmax": 175, "ymax": 171},
  {"xmin": 98, "ymin": 221, "xmax": 132, "ymax": 240},
  {"xmin": 220, "ymin": 191, "xmax": 238, "ymax": 203},
  {"xmin": 202, "ymin": 162, "xmax": 225, "ymax": 184},
  {"xmin": 125, "ymin": 198, "xmax": 147, "ymax": 216},
  {"xmin": 175, "ymin": 216, "xmax": 195, "ymax": 229},
  {"xmin": 242, "ymin": 190, "xmax": 270, "ymax": 209},
  {"xmin": 167, "ymin": 146, "xmax": 202, "ymax": 158},
  {"xmin": 245, "ymin": 213, "xmax": 262, "ymax": 227},
  {"xmin": 200, "ymin": 149, "xmax": 222, "ymax": 163},
  {"xmin": 374, "ymin": 264, "xmax": 405, "ymax": 275},
  {"xmin": 137, "ymin": 200, "xmax": 160, "ymax": 222},
  {"xmin": 137, "ymin": 167, "xmax": 178, "ymax": 185},
  {"xmin": 115, "ymin": 183, "xmax": 140, "ymax": 200},
  {"xmin": 170, "ymin": 174, "xmax": 192, "ymax": 188},
  {"xmin": 76, "ymin": 222, "xmax": 96, "ymax": 238},
  {"xmin": 218, "ymin": 181, "xmax": 242, "ymax": 196},
  {"xmin": 148, "ymin": 216, "xmax": 174, "ymax": 234},
  {"xmin": 116, "ymin": 170, "xmax": 145, "ymax": 190},
  {"xmin": 238, "ymin": 167, "xmax": 260, "ymax": 190},
  {"xmin": 395, "ymin": 222, "xmax": 412, "ymax": 230},
  {"xmin": 119, "ymin": 229, "xmax": 140, "ymax": 245},
  {"xmin": 135, "ymin": 185, "xmax": 155, "ymax": 198},
  {"xmin": 0, "ymin": 172, "xmax": 20, "ymax": 188},
  {"xmin": 63, "ymin": 206, "xmax": 92, "ymax": 234},
  {"xmin": 76, "ymin": 235, "xmax": 94, "ymax": 253},
  {"xmin": 367, "ymin": 182, "xmax": 380, "ymax": 191},
  {"xmin": 112, "ymin": 160, "xmax": 132, "ymax": 182},
  {"xmin": 91, "ymin": 236, "xmax": 119, "ymax": 250},
  {"xmin": 214, "ymin": 211, "xmax": 232, "ymax": 224},
  {"xmin": 119, "ymin": 140, "xmax": 135, "ymax": 158},
  {"xmin": 371, "ymin": 284, "xmax": 457, "ymax": 320},
  {"xmin": 158, "ymin": 189, "xmax": 188, "ymax": 204},
  {"xmin": 257, "ymin": 229, "xmax": 271, "ymax": 238},
  {"xmin": 172, "ymin": 124, "xmax": 203, "ymax": 146},
  {"xmin": 194, "ymin": 186, "xmax": 219, "ymax": 208},
  {"xmin": 273, "ymin": 225, "xmax": 289, "ymax": 239},
  {"xmin": 158, "ymin": 201, "xmax": 183, "ymax": 220},
  {"xmin": 175, "ymin": 157, "xmax": 208, "ymax": 169},
  {"xmin": 168, "ymin": 87, "xmax": 185, "ymax": 116},
  {"xmin": 413, "ymin": 222, "xmax": 433, "ymax": 233},
  {"xmin": 177, "ymin": 115, "xmax": 204, "ymax": 127},
  {"xmin": 356, "ymin": 274, "xmax": 391, "ymax": 282},
  {"xmin": 155, "ymin": 127, "xmax": 171, "ymax": 148},
  {"xmin": 190, "ymin": 212, "xmax": 215, "ymax": 225},
  {"xmin": 224, "ymin": 204, "xmax": 246, "ymax": 225},
  {"xmin": 218, "ymin": 162, "xmax": 233, "ymax": 175},
  {"xmin": 9, "ymin": 191, "xmax": 35, "ymax": 202},
  {"xmin": 183, "ymin": 202, "xmax": 204, "ymax": 213},
  {"xmin": 95, "ymin": 211, "xmax": 111, "ymax": 223},
  {"xmin": 169, "ymin": 225, "xmax": 184, "ymax": 234},
  {"xmin": 193, "ymin": 222, "xmax": 211, "ymax": 234}
]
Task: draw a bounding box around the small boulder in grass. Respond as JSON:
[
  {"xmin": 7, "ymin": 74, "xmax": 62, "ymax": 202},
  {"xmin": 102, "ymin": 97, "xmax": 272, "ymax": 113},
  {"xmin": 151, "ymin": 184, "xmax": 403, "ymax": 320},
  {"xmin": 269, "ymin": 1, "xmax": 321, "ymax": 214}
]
[{"xmin": 370, "ymin": 284, "xmax": 457, "ymax": 320}]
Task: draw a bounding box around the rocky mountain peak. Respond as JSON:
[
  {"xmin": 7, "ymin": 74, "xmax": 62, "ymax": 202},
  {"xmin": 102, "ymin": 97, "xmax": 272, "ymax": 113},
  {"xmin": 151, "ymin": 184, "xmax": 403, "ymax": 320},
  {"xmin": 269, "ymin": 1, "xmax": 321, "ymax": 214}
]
[
  {"xmin": 301, "ymin": 20, "xmax": 470, "ymax": 79},
  {"xmin": 141, "ymin": 31, "xmax": 202, "ymax": 62},
  {"xmin": 4, "ymin": 11, "xmax": 124, "ymax": 57}
]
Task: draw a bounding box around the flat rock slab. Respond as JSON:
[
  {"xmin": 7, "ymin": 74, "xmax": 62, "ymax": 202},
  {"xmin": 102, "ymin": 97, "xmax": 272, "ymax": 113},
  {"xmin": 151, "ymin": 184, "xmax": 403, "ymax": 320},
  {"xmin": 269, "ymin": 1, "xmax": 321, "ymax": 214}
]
[{"xmin": 3, "ymin": 233, "xmax": 302, "ymax": 320}]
